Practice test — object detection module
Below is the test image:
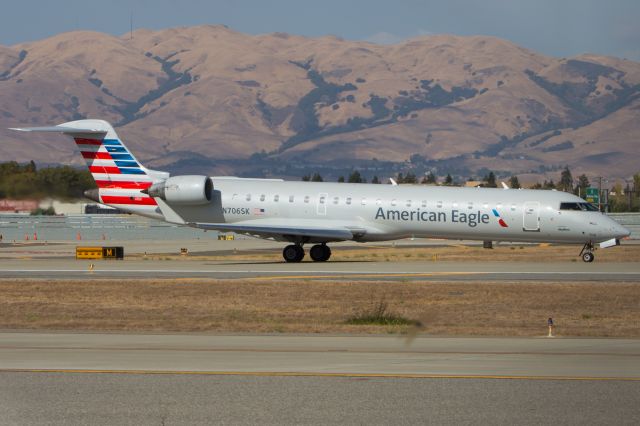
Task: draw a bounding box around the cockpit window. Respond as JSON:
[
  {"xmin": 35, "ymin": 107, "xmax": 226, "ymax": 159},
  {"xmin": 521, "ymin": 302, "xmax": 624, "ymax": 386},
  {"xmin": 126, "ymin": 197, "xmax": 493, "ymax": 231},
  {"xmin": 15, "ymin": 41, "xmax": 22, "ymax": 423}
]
[{"xmin": 560, "ymin": 202, "xmax": 599, "ymax": 211}]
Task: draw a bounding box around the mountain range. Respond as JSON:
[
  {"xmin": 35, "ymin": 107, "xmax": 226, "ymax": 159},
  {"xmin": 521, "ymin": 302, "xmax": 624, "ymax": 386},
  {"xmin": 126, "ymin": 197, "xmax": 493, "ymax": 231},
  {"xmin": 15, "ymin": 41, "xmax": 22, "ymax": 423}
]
[{"xmin": 1, "ymin": 25, "xmax": 639, "ymax": 182}]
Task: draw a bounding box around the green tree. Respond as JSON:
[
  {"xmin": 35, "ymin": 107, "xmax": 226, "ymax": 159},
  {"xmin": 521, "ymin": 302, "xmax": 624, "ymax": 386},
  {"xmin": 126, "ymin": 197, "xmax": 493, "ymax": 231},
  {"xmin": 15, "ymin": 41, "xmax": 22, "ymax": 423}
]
[
  {"xmin": 543, "ymin": 179, "xmax": 556, "ymax": 190},
  {"xmin": 484, "ymin": 172, "xmax": 497, "ymax": 188},
  {"xmin": 575, "ymin": 174, "xmax": 590, "ymax": 196},
  {"xmin": 403, "ymin": 172, "xmax": 417, "ymax": 184},
  {"xmin": 509, "ymin": 175, "xmax": 521, "ymax": 189},
  {"xmin": 30, "ymin": 206, "xmax": 56, "ymax": 216},
  {"xmin": 337, "ymin": 176, "xmax": 345, "ymax": 183},
  {"xmin": 348, "ymin": 170, "xmax": 363, "ymax": 183},
  {"xmin": 558, "ymin": 166, "xmax": 573, "ymax": 192},
  {"xmin": 444, "ymin": 174, "xmax": 453, "ymax": 185},
  {"xmin": 301, "ymin": 174, "xmax": 310, "ymax": 181},
  {"xmin": 424, "ymin": 172, "xmax": 437, "ymax": 184},
  {"xmin": 311, "ymin": 172, "xmax": 323, "ymax": 182},
  {"xmin": 371, "ymin": 175, "xmax": 380, "ymax": 184}
]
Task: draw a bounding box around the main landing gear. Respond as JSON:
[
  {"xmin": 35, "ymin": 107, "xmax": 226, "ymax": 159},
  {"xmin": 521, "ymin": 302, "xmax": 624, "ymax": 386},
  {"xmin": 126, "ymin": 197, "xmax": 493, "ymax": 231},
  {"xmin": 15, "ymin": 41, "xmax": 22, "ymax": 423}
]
[
  {"xmin": 282, "ymin": 243, "xmax": 331, "ymax": 263},
  {"xmin": 579, "ymin": 242, "xmax": 595, "ymax": 263}
]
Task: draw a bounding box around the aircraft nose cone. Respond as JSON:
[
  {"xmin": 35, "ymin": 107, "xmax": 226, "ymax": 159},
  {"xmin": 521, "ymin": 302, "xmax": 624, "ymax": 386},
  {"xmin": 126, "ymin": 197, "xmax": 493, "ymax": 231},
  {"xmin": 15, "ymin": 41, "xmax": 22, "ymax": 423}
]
[{"xmin": 617, "ymin": 224, "xmax": 631, "ymax": 239}]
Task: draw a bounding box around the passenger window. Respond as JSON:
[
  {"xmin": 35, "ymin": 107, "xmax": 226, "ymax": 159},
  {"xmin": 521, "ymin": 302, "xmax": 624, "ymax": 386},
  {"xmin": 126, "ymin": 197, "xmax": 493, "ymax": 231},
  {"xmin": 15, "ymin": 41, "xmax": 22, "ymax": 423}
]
[
  {"xmin": 304, "ymin": 196, "xmax": 310, "ymax": 203},
  {"xmin": 437, "ymin": 201, "xmax": 443, "ymax": 208},
  {"xmin": 453, "ymin": 202, "xmax": 458, "ymax": 208},
  {"xmin": 320, "ymin": 196, "xmax": 326, "ymax": 204},
  {"xmin": 289, "ymin": 195, "xmax": 294, "ymax": 203},
  {"xmin": 333, "ymin": 197, "xmax": 339, "ymax": 204},
  {"xmin": 511, "ymin": 203, "xmax": 516, "ymax": 211},
  {"xmin": 406, "ymin": 200, "xmax": 412, "ymax": 207},
  {"xmin": 346, "ymin": 197, "xmax": 352, "ymax": 205},
  {"xmin": 274, "ymin": 195, "xmax": 279, "ymax": 202},
  {"xmin": 232, "ymin": 193, "xmax": 238, "ymax": 200},
  {"xmin": 391, "ymin": 199, "xmax": 397, "ymax": 206},
  {"xmin": 260, "ymin": 194, "xmax": 265, "ymax": 202},
  {"xmin": 497, "ymin": 203, "xmax": 503, "ymax": 209},
  {"xmin": 361, "ymin": 198, "xmax": 367, "ymax": 205},
  {"xmin": 467, "ymin": 202, "xmax": 473, "ymax": 209},
  {"xmin": 376, "ymin": 199, "xmax": 382, "ymax": 205},
  {"xmin": 246, "ymin": 194, "xmax": 251, "ymax": 201},
  {"xmin": 421, "ymin": 200, "xmax": 427, "ymax": 208},
  {"xmin": 483, "ymin": 202, "xmax": 489, "ymax": 209}
]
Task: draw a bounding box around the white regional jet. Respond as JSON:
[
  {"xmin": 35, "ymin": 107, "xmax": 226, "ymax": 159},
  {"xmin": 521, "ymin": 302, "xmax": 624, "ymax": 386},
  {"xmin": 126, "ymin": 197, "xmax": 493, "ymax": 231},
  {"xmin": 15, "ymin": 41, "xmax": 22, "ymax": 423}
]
[{"xmin": 11, "ymin": 119, "xmax": 630, "ymax": 263}]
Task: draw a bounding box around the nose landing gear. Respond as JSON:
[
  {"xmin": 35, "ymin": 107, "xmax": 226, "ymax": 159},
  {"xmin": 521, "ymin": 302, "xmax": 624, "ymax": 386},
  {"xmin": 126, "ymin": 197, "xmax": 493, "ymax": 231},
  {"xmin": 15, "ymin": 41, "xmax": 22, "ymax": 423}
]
[{"xmin": 579, "ymin": 242, "xmax": 595, "ymax": 263}]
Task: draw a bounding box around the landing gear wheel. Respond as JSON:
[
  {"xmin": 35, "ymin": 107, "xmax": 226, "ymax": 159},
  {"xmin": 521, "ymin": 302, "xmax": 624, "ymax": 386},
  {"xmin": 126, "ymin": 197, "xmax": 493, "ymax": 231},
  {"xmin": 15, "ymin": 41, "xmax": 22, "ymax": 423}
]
[
  {"xmin": 310, "ymin": 244, "xmax": 331, "ymax": 262},
  {"xmin": 579, "ymin": 242, "xmax": 595, "ymax": 263},
  {"xmin": 283, "ymin": 244, "xmax": 305, "ymax": 263},
  {"xmin": 582, "ymin": 252, "xmax": 595, "ymax": 263}
]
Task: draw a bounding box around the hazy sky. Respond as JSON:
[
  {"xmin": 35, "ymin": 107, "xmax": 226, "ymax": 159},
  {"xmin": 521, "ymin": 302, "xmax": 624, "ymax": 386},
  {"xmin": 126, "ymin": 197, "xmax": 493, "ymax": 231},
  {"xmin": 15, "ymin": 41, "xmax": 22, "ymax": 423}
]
[{"xmin": 1, "ymin": 0, "xmax": 638, "ymax": 60}]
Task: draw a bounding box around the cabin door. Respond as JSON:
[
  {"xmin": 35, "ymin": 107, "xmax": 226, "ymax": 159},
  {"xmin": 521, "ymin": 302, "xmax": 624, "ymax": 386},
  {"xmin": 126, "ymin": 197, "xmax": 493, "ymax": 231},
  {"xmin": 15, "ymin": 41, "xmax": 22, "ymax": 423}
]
[
  {"xmin": 523, "ymin": 201, "xmax": 540, "ymax": 231},
  {"xmin": 316, "ymin": 193, "xmax": 328, "ymax": 216}
]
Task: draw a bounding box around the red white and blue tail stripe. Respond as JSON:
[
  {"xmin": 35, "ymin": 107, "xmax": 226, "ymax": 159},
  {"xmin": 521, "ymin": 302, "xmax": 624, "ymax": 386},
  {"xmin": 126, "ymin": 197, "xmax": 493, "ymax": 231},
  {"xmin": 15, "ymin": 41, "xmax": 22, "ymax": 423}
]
[{"xmin": 10, "ymin": 119, "xmax": 168, "ymax": 218}]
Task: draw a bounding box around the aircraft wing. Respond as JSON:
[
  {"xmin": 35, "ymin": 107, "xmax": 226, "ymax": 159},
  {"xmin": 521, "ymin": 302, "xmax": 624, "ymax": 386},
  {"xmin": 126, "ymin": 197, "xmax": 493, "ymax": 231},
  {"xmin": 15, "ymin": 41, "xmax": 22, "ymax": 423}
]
[{"xmin": 190, "ymin": 222, "xmax": 357, "ymax": 241}]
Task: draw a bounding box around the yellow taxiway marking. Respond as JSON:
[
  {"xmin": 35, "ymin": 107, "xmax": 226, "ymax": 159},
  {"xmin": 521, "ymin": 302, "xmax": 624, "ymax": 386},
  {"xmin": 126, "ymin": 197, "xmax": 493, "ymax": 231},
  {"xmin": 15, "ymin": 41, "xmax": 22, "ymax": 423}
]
[
  {"xmin": 251, "ymin": 271, "xmax": 480, "ymax": 280},
  {"xmin": 1, "ymin": 369, "xmax": 638, "ymax": 381}
]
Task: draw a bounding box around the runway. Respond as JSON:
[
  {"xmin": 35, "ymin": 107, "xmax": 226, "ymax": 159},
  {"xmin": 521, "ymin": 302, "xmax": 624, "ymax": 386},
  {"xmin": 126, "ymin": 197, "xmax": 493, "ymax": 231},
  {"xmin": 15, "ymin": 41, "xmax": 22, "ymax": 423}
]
[
  {"xmin": 2, "ymin": 332, "xmax": 639, "ymax": 378},
  {"xmin": 1, "ymin": 258, "xmax": 639, "ymax": 281},
  {"xmin": 1, "ymin": 333, "xmax": 639, "ymax": 425}
]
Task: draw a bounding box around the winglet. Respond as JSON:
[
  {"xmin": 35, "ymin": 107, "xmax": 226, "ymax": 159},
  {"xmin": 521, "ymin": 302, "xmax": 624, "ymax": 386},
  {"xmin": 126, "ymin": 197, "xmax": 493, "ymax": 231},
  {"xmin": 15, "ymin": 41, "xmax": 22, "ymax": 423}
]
[{"xmin": 501, "ymin": 182, "xmax": 509, "ymax": 189}]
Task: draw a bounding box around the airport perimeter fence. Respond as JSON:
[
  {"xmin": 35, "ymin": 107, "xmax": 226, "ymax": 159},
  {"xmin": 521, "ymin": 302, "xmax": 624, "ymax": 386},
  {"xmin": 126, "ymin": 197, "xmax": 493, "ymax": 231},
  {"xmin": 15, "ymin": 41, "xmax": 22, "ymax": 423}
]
[
  {"xmin": 1, "ymin": 213, "xmax": 638, "ymax": 242},
  {"xmin": 0, "ymin": 214, "xmax": 222, "ymax": 242}
]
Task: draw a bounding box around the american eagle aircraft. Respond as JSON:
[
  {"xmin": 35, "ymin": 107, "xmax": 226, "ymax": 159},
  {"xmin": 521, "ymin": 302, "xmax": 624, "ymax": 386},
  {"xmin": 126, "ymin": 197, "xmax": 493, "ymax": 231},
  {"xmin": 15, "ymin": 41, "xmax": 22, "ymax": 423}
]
[{"xmin": 11, "ymin": 119, "xmax": 630, "ymax": 263}]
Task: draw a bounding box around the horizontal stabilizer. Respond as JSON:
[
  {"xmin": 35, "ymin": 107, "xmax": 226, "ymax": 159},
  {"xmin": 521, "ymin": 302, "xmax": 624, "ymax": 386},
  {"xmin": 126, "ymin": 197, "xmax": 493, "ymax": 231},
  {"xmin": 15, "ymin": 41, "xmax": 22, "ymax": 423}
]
[{"xmin": 10, "ymin": 126, "xmax": 107, "ymax": 136}]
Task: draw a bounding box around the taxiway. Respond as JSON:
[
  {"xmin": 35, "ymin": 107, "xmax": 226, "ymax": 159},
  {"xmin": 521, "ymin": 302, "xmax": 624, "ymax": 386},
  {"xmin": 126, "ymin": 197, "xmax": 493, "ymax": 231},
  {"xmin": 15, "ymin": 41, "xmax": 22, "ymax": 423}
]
[
  {"xmin": 1, "ymin": 333, "xmax": 639, "ymax": 425},
  {"xmin": 0, "ymin": 257, "xmax": 639, "ymax": 281}
]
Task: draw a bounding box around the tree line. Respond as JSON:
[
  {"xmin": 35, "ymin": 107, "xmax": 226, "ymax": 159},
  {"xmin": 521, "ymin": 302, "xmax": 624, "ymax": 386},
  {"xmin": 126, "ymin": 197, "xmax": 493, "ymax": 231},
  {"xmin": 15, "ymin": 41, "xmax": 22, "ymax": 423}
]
[{"xmin": 0, "ymin": 161, "xmax": 95, "ymax": 200}]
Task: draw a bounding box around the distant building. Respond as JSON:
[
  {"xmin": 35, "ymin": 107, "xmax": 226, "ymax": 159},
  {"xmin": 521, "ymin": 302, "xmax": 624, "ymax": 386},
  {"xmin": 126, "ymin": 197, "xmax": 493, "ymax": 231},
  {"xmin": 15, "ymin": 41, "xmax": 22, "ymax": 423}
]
[{"xmin": 0, "ymin": 199, "xmax": 39, "ymax": 213}]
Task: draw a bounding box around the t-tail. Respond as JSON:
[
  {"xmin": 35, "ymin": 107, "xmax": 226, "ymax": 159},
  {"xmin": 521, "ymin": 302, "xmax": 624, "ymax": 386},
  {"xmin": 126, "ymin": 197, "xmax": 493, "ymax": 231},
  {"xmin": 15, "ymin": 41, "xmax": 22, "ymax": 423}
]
[{"xmin": 10, "ymin": 119, "xmax": 169, "ymax": 218}]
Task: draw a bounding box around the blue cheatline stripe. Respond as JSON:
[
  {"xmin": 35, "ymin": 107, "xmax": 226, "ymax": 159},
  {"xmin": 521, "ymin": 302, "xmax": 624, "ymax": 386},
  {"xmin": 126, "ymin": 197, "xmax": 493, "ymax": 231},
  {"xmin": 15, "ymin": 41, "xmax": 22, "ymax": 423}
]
[
  {"xmin": 492, "ymin": 209, "xmax": 500, "ymax": 217},
  {"xmin": 119, "ymin": 168, "xmax": 146, "ymax": 175},
  {"xmin": 102, "ymin": 139, "xmax": 122, "ymax": 146},
  {"xmin": 115, "ymin": 161, "xmax": 139, "ymax": 168},
  {"xmin": 106, "ymin": 146, "xmax": 127, "ymax": 153},
  {"xmin": 110, "ymin": 153, "xmax": 134, "ymax": 160}
]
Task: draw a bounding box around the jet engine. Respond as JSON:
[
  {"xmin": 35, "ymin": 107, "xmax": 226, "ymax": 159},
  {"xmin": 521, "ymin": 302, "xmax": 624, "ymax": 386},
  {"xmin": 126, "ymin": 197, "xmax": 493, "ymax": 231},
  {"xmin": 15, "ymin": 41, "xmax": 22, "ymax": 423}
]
[{"xmin": 145, "ymin": 175, "xmax": 213, "ymax": 205}]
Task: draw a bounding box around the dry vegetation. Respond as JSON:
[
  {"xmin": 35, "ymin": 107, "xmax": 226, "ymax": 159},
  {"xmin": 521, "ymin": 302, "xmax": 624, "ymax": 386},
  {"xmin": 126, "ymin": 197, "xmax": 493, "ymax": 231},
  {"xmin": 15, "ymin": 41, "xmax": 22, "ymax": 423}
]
[{"xmin": 1, "ymin": 278, "xmax": 639, "ymax": 337}]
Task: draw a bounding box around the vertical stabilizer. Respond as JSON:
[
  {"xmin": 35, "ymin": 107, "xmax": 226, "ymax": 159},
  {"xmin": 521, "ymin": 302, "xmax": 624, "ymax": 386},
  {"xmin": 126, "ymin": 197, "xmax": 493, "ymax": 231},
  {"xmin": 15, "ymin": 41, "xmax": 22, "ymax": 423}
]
[{"xmin": 10, "ymin": 119, "xmax": 168, "ymax": 218}]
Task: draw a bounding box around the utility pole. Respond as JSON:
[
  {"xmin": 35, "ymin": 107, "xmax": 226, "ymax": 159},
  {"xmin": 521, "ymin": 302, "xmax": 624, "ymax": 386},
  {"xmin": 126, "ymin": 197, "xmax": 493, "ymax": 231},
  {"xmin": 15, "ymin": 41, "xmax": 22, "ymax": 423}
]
[
  {"xmin": 591, "ymin": 176, "xmax": 611, "ymax": 212},
  {"xmin": 625, "ymin": 179, "xmax": 633, "ymax": 212},
  {"xmin": 596, "ymin": 176, "xmax": 603, "ymax": 211}
]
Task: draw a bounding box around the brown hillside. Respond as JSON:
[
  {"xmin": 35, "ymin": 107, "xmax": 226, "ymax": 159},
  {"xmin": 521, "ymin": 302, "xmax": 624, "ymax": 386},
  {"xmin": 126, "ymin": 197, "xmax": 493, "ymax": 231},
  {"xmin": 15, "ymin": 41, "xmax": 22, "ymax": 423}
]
[{"xmin": 0, "ymin": 26, "xmax": 638, "ymax": 179}]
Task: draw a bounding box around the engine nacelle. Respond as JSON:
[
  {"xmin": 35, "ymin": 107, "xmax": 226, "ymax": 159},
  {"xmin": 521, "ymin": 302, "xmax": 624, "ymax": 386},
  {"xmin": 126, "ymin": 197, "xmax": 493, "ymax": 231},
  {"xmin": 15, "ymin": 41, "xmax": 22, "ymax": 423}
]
[{"xmin": 147, "ymin": 175, "xmax": 213, "ymax": 205}]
